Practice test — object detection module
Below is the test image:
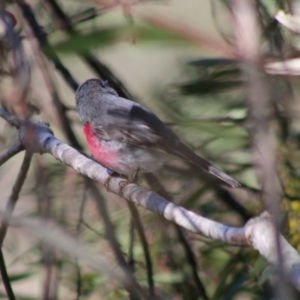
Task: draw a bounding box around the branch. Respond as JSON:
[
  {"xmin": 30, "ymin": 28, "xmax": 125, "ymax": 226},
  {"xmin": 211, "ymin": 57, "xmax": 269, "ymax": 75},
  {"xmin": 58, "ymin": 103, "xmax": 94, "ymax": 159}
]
[
  {"xmin": 0, "ymin": 150, "xmax": 32, "ymax": 300},
  {"xmin": 0, "ymin": 250, "xmax": 15, "ymax": 300},
  {"xmin": 127, "ymin": 201, "xmax": 155, "ymax": 297},
  {"xmin": 15, "ymin": 0, "xmax": 79, "ymax": 91},
  {"xmin": 229, "ymin": 0, "xmax": 287, "ymax": 296},
  {"xmin": 245, "ymin": 212, "xmax": 300, "ymax": 291},
  {"xmin": 0, "ymin": 143, "xmax": 24, "ymax": 167},
  {"xmin": 0, "ymin": 150, "xmax": 33, "ymax": 247},
  {"xmin": 45, "ymin": 137, "xmax": 247, "ymax": 242},
  {"xmin": 2, "ymin": 111, "xmax": 300, "ymax": 291},
  {"xmin": 144, "ymin": 173, "xmax": 208, "ymax": 299},
  {"xmin": 0, "ymin": 109, "xmax": 21, "ymax": 128},
  {"xmin": 43, "ymin": 0, "xmax": 134, "ymax": 99},
  {"xmin": 87, "ymin": 181, "xmax": 132, "ymax": 268}
]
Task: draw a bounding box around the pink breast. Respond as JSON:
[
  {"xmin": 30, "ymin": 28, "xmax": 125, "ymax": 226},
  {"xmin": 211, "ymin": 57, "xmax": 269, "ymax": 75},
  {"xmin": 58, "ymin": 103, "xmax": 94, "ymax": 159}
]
[{"xmin": 83, "ymin": 123, "xmax": 116, "ymax": 167}]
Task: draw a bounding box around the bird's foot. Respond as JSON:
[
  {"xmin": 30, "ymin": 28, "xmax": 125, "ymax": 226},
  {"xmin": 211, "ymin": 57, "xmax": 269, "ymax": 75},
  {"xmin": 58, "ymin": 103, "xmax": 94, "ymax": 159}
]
[
  {"xmin": 131, "ymin": 168, "xmax": 140, "ymax": 183},
  {"xmin": 118, "ymin": 168, "xmax": 140, "ymax": 196},
  {"xmin": 104, "ymin": 169, "xmax": 124, "ymax": 192}
]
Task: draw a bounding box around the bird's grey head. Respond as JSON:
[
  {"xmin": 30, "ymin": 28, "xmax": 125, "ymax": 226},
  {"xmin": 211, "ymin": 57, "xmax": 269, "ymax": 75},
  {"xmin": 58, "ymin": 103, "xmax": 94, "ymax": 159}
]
[
  {"xmin": 76, "ymin": 78, "xmax": 118, "ymax": 124},
  {"xmin": 75, "ymin": 78, "xmax": 118, "ymax": 106}
]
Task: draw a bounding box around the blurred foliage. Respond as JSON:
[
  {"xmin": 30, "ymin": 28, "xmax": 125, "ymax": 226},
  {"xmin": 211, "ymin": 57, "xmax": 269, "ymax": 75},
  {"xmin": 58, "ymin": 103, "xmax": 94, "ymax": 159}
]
[
  {"xmin": 0, "ymin": 0, "xmax": 300, "ymax": 299},
  {"xmin": 53, "ymin": 25, "xmax": 192, "ymax": 53}
]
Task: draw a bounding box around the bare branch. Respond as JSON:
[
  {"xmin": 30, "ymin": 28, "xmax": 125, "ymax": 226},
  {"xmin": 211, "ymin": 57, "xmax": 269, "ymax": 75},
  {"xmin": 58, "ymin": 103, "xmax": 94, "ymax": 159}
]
[
  {"xmin": 0, "ymin": 150, "xmax": 32, "ymax": 300},
  {"xmin": 0, "ymin": 143, "xmax": 24, "ymax": 167},
  {"xmin": 0, "ymin": 150, "xmax": 32, "ymax": 247},
  {"xmin": 0, "ymin": 250, "xmax": 15, "ymax": 300},
  {"xmin": 246, "ymin": 212, "xmax": 300, "ymax": 292},
  {"xmin": 15, "ymin": 0, "xmax": 79, "ymax": 91},
  {"xmin": 87, "ymin": 181, "xmax": 128, "ymax": 266},
  {"xmin": 229, "ymin": 0, "xmax": 287, "ymax": 297},
  {"xmin": 127, "ymin": 201, "xmax": 155, "ymax": 297},
  {"xmin": 1, "ymin": 110, "xmax": 300, "ymax": 291},
  {"xmin": 0, "ymin": 109, "xmax": 21, "ymax": 128},
  {"xmin": 144, "ymin": 173, "xmax": 208, "ymax": 300},
  {"xmin": 44, "ymin": 135, "xmax": 247, "ymax": 243},
  {"xmin": 43, "ymin": 0, "xmax": 135, "ymax": 100}
]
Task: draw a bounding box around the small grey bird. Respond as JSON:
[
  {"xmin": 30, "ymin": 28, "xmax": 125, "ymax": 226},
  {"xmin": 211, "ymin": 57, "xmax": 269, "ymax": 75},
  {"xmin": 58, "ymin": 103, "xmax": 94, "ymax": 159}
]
[{"xmin": 76, "ymin": 78, "xmax": 240, "ymax": 187}]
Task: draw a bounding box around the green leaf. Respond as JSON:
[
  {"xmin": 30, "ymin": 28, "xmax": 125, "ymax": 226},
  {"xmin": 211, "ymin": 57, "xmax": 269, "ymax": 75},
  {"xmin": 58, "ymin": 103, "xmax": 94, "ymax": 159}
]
[
  {"xmin": 154, "ymin": 272, "xmax": 184, "ymax": 284},
  {"xmin": 9, "ymin": 271, "xmax": 34, "ymax": 282},
  {"xmin": 210, "ymin": 68, "xmax": 241, "ymax": 80},
  {"xmin": 53, "ymin": 27, "xmax": 122, "ymax": 53},
  {"xmin": 53, "ymin": 25, "xmax": 191, "ymax": 53},
  {"xmin": 189, "ymin": 58, "xmax": 239, "ymax": 67},
  {"xmin": 178, "ymin": 79, "xmax": 243, "ymax": 95},
  {"xmin": 134, "ymin": 26, "xmax": 190, "ymax": 44},
  {"xmin": 258, "ymin": 265, "xmax": 276, "ymax": 285},
  {"xmin": 249, "ymin": 256, "xmax": 267, "ymax": 279}
]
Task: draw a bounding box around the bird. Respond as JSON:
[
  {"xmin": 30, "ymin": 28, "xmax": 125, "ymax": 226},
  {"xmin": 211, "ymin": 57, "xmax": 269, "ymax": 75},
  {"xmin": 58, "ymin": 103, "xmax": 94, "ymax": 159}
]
[{"xmin": 76, "ymin": 78, "xmax": 240, "ymax": 187}]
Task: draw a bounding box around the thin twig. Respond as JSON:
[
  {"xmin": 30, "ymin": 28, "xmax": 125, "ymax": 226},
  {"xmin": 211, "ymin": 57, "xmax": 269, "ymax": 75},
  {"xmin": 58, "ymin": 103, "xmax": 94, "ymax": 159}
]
[
  {"xmin": 0, "ymin": 250, "xmax": 15, "ymax": 300},
  {"xmin": 144, "ymin": 173, "xmax": 209, "ymax": 300},
  {"xmin": 229, "ymin": 0, "xmax": 286, "ymax": 298},
  {"xmin": 42, "ymin": 0, "xmax": 136, "ymax": 100},
  {"xmin": 0, "ymin": 143, "xmax": 24, "ymax": 167},
  {"xmin": 0, "ymin": 9, "xmax": 31, "ymax": 117},
  {"xmin": 86, "ymin": 179, "xmax": 127, "ymax": 267},
  {"xmin": 0, "ymin": 150, "xmax": 33, "ymax": 247},
  {"xmin": 128, "ymin": 218, "xmax": 135, "ymax": 270},
  {"xmin": 75, "ymin": 187, "xmax": 88, "ymax": 300},
  {"xmin": 81, "ymin": 220, "xmax": 103, "ymax": 238},
  {"xmin": 0, "ymin": 150, "xmax": 32, "ymax": 300},
  {"xmin": 15, "ymin": 0, "xmax": 79, "ymax": 91},
  {"xmin": 25, "ymin": 22, "xmax": 83, "ymax": 150},
  {"xmin": 86, "ymin": 179, "xmax": 146, "ymax": 299},
  {"xmin": 127, "ymin": 202, "xmax": 155, "ymax": 297},
  {"xmin": 175, "ymin": 226, "xmax": 208, "ymax": 300},
  {"xmin": 215, "ymin": 187, "xmax": 253, "ymax": 222},
  {"xmin": 17, "ymin": 0, "xmax": 82, "ymax": 149},
  {"xmin": 0, "ymin": 109, "xmax": 21, "ymax": 128}
]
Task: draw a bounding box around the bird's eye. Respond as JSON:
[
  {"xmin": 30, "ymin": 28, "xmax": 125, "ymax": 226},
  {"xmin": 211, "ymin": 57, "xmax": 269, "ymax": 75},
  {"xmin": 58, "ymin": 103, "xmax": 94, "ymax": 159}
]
[{"xmin": 101, "ymin": 80, "xmax": 109, "ymax": 88}]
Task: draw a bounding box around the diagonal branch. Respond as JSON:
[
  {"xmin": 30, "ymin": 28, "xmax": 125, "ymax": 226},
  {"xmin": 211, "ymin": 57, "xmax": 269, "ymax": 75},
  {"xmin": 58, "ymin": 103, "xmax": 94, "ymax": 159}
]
[
  {"xmin": 0, "ymin": 150, "xmax": 32, "ymax": 300},
  {"xmin": 0, "ymin": 250, "xmax": 15, "ymax": 300},
  {"xmin": 144, "ymin": 173, "xmax": 208, "ymax": 300},
  {"xmin": 127, "ymin": 201, "xmax": 155, "ymax": 297},
  {"xmin": 0, "ymin": 150, "xmax": 33, "ymax": 247},
  {"xmin": 0, "ymin": 143, "xmax": 24, "ymax": 167},
  {"xmin": 2, "ymin": 109, "xmax": 300, "ymax": 291},
  {"xmin": 43, "ymin": 0, "xmax": 134, "ymax": 99},
  {"xmin": 14, "ymin": 0, "xmax": 79, "ymax": 91},
  {"xmin": 87, "ymin": 180, "xmax": 130, "ymax": 269}
]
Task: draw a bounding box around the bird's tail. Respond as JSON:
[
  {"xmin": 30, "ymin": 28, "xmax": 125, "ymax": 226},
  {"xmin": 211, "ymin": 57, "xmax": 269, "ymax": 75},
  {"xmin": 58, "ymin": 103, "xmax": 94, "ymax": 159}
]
[
  {"xmin": 206, "ymin": 165, "xmax": 240, "ymax": 187},
  {"xmin": 171, "ymin": 142, "xmax": 241, "ymax": 187}
]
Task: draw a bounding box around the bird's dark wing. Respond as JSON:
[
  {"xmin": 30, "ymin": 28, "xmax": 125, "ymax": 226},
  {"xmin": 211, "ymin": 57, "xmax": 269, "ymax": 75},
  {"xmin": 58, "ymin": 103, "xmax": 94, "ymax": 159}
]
[{"xmin": 93, "ymin": 103, "xmax": 240, "ymax": 187}]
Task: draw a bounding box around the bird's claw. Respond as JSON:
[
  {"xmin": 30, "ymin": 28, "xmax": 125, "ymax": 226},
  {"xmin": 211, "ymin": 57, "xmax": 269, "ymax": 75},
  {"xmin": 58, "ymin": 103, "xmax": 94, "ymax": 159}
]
[
  {"xmin": 118, "ymin": 180, "xmax": 130, "ymax": 196},
  {"xmin": 118, "ymin": 169, "xmax": 139, "ymax": 196},
  {"xmin": 104, "ymin": 169, "xmax": 122, "ymax": 192},
  {"xmin": 104, "ymin": 175, "xmax": 114, "ymax": 192}
]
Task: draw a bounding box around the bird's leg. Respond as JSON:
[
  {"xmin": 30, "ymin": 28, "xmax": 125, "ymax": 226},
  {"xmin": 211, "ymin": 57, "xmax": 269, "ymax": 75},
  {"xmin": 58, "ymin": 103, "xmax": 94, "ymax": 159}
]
[
  {"xmin": 118, "ymin": 168, "xmax": 140, "ymax": 196},
  {"xmin": 131, "ymin": 168, "xmax": 140, "ymax": 183},
  {"xmin": 104, "ymin": 168, "xmax": 124, "ymax": 191}
]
